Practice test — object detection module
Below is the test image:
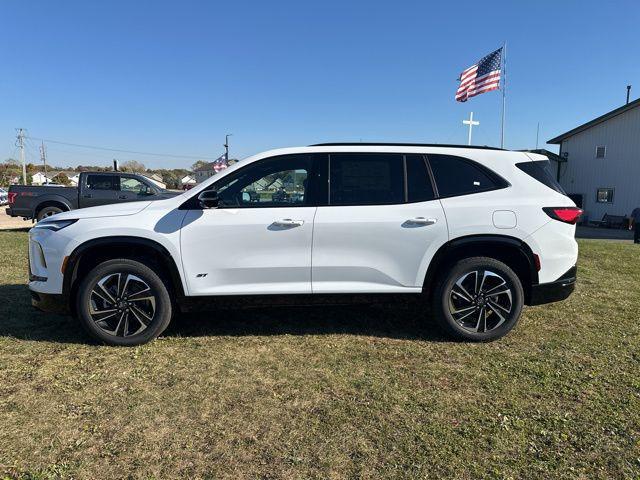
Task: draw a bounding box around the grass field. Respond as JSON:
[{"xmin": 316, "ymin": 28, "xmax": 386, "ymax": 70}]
[{"xmin": 0, "ymin": 230, "xmax": 638, "ymax": 479}]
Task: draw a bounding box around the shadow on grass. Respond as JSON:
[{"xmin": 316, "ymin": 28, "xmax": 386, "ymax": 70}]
[
  {"xmin": 166, "ymin": 305, "xmax": 449, "ymax": 342},
  {"xmin": 0, "ymin": 227, "xmax": 32, "ymax": 233},
  {"xmin": 0, "ymin": 284, "xmax": 82, "ymax": 344},
  {"xmin": 0, "ymin": 284, "xmax": 449, "ymax": 344}
]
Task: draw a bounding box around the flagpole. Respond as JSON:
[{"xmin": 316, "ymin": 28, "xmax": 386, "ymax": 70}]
[{"xmin": 500, "ymin": 41, "xmax": 507, "ymax": 149}]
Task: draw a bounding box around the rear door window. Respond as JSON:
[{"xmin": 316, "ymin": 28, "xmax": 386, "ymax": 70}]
[
  {"xmin": 85, "ymin": 175, "xmax": 116, "ymax": 191},
  {"xmin": 329, "ymin": 153, "xmax": 404, "ymax": 205},
  {"xmin": 516, "ymin": 160, "xmax": 566, "ymax": 194},
  {"xmin": 406, "ymin": 154, "xmax": 436, "ymax": 202},
  {"xmin": 428, "ymin": 154, "xmax": 505, "ymax": 197}
]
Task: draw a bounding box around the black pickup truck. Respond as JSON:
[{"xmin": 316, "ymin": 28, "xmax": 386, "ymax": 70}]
[{"xmin": 6, "ymin": 171, "xmax": 180, "ymax": 221}]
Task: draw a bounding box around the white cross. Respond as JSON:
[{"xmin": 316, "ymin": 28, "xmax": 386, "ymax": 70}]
[{"xmin": 463, "ymin": 111, "xmax": 480, "ymax": 145}]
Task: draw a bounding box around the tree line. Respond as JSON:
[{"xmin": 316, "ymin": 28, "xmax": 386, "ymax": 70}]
[{"xmin": 0, "ymin": 158, "xmax": 205, "ymax": 189}]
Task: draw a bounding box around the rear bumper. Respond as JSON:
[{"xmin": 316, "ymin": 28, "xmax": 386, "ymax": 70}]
[
  {"xmin": 528, "ymin": 265, "xmax": 576, "ymax": 306},
  {"xmin": 6, "ymin": 207, "xmax": 32, "ymax": 218},
  {"xmin": 30, "ymin": 290, "xmax": 69, "ymax": 315}
]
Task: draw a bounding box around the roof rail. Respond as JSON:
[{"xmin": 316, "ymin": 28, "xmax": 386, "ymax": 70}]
[{"xmin": 310, "ymin": 142, "xmax": 505, "ymax": 151}]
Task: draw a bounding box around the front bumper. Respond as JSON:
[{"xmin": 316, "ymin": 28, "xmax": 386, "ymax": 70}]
[
  {"xmin": 28, "ymin": 226, "xmax": 70, "ymax": 296},
  {"xmin": 528, "ymin": 266, "xmax": 577, "ymax": 306},
  {"xmin": 30, "ymin": 290, "xmax": 69, "ymax": 315},
  {"xmin": 28, "ymin": 238, "xmax": 70, "ymax": 315}
]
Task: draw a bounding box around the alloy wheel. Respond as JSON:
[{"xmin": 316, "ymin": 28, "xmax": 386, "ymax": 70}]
[
  {"xmin": 448, "ymin": 269, "xmax": 513, "ymax": 333},
  {"xmin": 89, "ymin": 273, "xmax": 156, "ymax": 337}
]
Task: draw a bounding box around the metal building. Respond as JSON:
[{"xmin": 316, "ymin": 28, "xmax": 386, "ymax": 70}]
[{"xmin": 548, "ymin": 98, "xmax": 640, "ymax": 223}]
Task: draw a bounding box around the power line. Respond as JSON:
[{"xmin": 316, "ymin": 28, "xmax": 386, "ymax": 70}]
[
  {"xmin": 35, "ymin": 145, "xmax": 121, "ymax": 160},
  {"xmin": 25, "ymin": 136, "xmax": 219, "ymax": 160}
]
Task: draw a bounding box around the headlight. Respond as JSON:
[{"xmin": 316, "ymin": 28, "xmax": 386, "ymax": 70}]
[{"xmin": 33, "ymin": 219, "xmax": 78, "ymax": 231}]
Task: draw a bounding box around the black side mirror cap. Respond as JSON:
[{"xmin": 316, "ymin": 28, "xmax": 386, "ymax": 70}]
[{"xmin": 197, "ymin": 190, "xmax": 219, "ymax": 209}]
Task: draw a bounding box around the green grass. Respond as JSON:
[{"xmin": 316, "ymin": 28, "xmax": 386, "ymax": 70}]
[{"xmin": 0, "ymin": 231, "xmax": 638, "ymax": 479}]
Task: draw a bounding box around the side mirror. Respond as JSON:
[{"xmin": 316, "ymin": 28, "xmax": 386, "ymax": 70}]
[{"xmin": 197, "ymin": 190, "xmax": 219, "ymax": 209}]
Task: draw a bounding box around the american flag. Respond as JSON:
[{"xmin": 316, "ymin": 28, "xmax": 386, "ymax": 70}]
[
  {"xmin": 455, "ymin": 47, "xmax": 502, "ymax": 102},
  {"xmin": 212, "ymin": 154, "xmax": 228, "ymax": 172}
]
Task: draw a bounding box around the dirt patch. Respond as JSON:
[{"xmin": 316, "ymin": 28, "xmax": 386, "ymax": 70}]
[{"xmin": 0, "ymin": 210, "xmax": 32, "ymax": 230}]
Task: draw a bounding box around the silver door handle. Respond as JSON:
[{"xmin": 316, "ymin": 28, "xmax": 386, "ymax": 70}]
[
  {"xmin": 407, "ymin": 217, "xmax": 437, "ymax": 225},
  {"xmin": 274, "ymin": 218, "xmax": 304, "ymax": 227}
]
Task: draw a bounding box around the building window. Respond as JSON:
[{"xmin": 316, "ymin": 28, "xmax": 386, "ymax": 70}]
[
  {"xmin": 595, "ymin": 146, "xmax": 606, "ymax": 158},
  {"xmin": 596, "ymin": 188, "xmax": 614, "ymax": 203}
]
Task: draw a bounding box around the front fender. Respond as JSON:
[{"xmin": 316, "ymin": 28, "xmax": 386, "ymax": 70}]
[{"xmin": 62, "ymin": 235, "xmax": 187, "ymax": 301}]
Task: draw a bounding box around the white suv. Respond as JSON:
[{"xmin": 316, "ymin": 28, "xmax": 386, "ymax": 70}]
[{"xmin": 28, "ymin": 144, "xmax": 581, "ymax": 346}]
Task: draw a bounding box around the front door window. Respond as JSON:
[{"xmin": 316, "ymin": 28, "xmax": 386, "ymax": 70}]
[
  {"xmin": 214, "ymin": 155, "xmax": 313, "ymax": 208},
  {"xmin": 120, "ymin": 177, "xmax": 154, "ymax": 196}
]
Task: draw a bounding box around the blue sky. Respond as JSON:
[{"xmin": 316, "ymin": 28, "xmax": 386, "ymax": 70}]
[{"xmin": 1, "ymin": 0, "xmax": 639, "ymax": 169}]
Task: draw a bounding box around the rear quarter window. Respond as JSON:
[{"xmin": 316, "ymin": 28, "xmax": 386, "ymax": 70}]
[
  {"xmin": 516, "ymin": 160, "xmax": 566, "ymax": 194},
  {"xmin": 428, "ymin": 154, "xmax": 507, "ymax": 197}
]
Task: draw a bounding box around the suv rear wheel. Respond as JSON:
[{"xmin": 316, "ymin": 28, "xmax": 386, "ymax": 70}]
[
  {"xmin": 76, "ymin": 259, "xmax": 172, "ymax": 346},
  {"xmin": 433, "ymin": 257, "xmax": 524, "ymax": 342}
]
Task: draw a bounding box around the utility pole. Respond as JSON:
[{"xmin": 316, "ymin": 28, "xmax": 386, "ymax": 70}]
[
  {"xmin": 16, "ymin": 129, "xmax": 27, "ymax": 185},
  {"xmin": 39, "ymin": 141, "xmax": 48, "ymax": 182},
  {"xmin": 535, "ymin": 122, "xmax": 540, "ymax": 149},
  {"xmin": 500, "ymin": 42, "xmax": 507, "ymax": 149},
  {"xmin": 224, "ymin": 134, "xmax": 232, "ymax": 161}
]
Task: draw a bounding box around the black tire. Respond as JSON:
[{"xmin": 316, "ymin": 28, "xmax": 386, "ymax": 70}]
[
  {"xmin": 37, "ymin": 206, "xmax": 64, "ymax": 221},
  {"xmin": 75, "ymin": 258, "xmax": 172, "ymax": 346},
  {"xmin": 433, "ymin": 257, "xmax": 524, "ymax": 342}
]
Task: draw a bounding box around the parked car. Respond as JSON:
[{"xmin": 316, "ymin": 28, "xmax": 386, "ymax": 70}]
[
  {"xmin": 6, "ymin": 171, "xmax": 179, "ymax": 221},
  {"xmin": 0, "ymin": 188, "xmax": 8, "ymax": 205},
  {"xmin": 27, "ymin": 143, "xmax": 581, "ymax": 346},
  {"xmin": 271, "ymin": 188, "xmax": 290, "ymax": 202}
]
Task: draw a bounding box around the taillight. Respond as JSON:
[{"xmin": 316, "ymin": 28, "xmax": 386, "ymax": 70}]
[
  {"xmin": 543, "ymin": 207, "xmax": 583, "ymax": 225},
  {"xmin": 8, "ymin": 192, "xmax": 16, "ymax": 205}
]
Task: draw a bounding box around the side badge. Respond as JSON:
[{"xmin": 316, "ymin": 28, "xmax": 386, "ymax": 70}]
[{"xmin": 196, "ymin": 273, "xmax": 208, "ymax": 278}]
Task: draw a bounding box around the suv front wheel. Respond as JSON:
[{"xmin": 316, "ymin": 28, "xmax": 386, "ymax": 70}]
[
  {"xmin": 433, "ymin": 257, "xmax": 524, "ymax": 342},
  {"xmin": 76, "ymin": 259, "xmax": 173, "ymax": 346}
]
